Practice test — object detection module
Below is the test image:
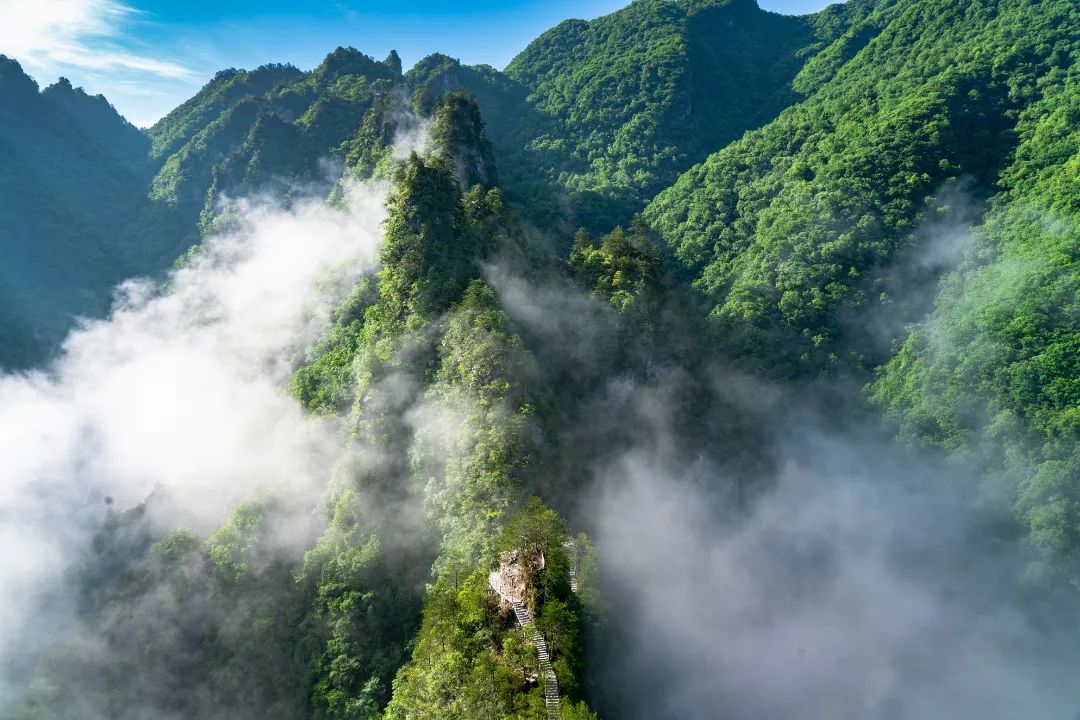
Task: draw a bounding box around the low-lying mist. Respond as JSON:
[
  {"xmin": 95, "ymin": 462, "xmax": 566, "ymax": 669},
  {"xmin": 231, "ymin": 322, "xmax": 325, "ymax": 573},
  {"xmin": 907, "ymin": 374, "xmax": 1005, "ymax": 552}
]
[
  {"xmin": 3, "ymin": 150, "xmax": 1077, "ymax": 720},
  {"xmin": 585, "ymin": 372, "xmax": 1080, "ymax": 720},
  {"xmin": 0, "ymin": 180, "xmax": 388, "ymax": 711},
  {"xmin": 482, "ymin": 199, "xmax": 1080, "ymax": 719}
]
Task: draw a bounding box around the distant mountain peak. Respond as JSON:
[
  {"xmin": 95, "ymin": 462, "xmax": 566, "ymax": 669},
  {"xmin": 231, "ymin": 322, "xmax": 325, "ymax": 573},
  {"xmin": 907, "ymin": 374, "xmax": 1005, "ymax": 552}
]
[{"xmin": 0, "ymin": 55, "xmax": 40, "ymax": 102}]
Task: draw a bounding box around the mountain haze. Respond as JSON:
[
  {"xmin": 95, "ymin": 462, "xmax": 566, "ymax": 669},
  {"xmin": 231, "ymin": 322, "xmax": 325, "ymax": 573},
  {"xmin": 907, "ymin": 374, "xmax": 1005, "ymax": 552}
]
[
  {"xmin": 0, "ymin": 57, "xmax": 152, "ymax": 367},
  {"xmin": 0, "ymin": 0, "xmax": 820, "ymax": 367},
  {"xmin": 4, "ymin": 0, "xmax": 1080, "ymax": 718}
]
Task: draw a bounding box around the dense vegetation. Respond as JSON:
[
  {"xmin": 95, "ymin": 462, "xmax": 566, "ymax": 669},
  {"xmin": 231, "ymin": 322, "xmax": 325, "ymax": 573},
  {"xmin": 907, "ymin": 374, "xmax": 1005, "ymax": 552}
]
[
  {"xmin": 15, "ymin": 93, "xmax": 610, "ymax": 720},
  {"xmin": 648, "ymin": 0, "xmax": 1046, "ymax": 372},
  {"xmin": 642, "ymin": 0, "xmax": 1080, "ymax": 581},
  {"xmin": 501, "ymin": 0, "xmax": 817, "ymax": 229},
  {"xmin": 869, "ymin": 3, "xmax": 1080, "ymax": 582},
  {"xmin": 1, "ymin": 0, "xmax": 824, "ymax": 369},
  {"xmin": 8, "ymin": 0, "xmax": 1080, "ymax": 716},
  {"xmin": 404, "ymin": 0, "xmax": 825, "ymax": 231},
  {"xmin": 0, "ymin": 57, "xmax": 152, "ymax": 367}
]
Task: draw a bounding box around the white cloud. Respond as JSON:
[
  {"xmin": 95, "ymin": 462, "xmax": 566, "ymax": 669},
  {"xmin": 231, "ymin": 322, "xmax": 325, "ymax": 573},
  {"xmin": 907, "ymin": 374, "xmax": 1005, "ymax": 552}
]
[
  {"xmin": 0, "ymin": 179, "xmax": 388, "ymax": 709},
  {"xmin": 585, "ymin": 380, "xmax": 1080, "ymax": 719},
  {"xmin": 0, "ymin": 0, "xmax": 193, "ymax": 80}
]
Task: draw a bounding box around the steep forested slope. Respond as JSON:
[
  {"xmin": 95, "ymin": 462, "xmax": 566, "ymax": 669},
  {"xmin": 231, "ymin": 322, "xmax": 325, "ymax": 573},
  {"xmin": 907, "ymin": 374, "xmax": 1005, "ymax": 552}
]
[
  {"xmin": 501, "ymin": 0, "xmax": 816, "ymax": 229},
  {"xmin": 12, "ymin": 76, "xmax": 761, "ymax": 717},
  {"xmin": 408, "ymin": 0, "xmax": 822, "ymax": 231},
  {"xmin": 9, "ymin": 0, "xmax": 1080, "ymax": 716},
  {"xmin": 0, "ymin": 57, "xmax": 152, "ymax": 367},
  {"xmin": 643, "ymin": 0, "xmax": 1080, "ymax": 581},
  {"xmin": 128, "ymin": 49, "xmax": 404, "ymax": 271},
  {"xmin": 870, "ymin": 4, "xmax": 1080, "ymax": 582},
  {"xmin": 646, "ymin": 0, "xmax": 1067, "ymax": 377},
  {"xmin": 0, "ymin": 49, "xmax": 405, "ymax": 369},
  {"xmin": 14, "ymin": 94, "xmax": 608, "ymax": 720},
  {"xmin": 0, "ymin": 0, "xmax": 822, "ymax": 369}
]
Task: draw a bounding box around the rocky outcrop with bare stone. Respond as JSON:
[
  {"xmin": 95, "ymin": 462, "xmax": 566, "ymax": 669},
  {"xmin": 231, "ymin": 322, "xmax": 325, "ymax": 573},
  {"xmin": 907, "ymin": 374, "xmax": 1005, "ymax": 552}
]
[{"xmin": 488, "ymin": 543, "xmax": 580, "ymax": 720}]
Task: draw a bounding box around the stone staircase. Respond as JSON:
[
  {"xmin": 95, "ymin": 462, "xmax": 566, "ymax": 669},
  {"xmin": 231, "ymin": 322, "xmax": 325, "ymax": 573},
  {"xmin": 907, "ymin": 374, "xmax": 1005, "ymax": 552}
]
[
  {"xmin": 510, "ymin": 599, "xmax": 561, "ymax": 720},
  {"xmin": 496, "ymin": 540, "xmax": 583, "ymax": 720},
  {"xmin": 565, "ymin": 541, "xmax": 579, "ymax": 594}
]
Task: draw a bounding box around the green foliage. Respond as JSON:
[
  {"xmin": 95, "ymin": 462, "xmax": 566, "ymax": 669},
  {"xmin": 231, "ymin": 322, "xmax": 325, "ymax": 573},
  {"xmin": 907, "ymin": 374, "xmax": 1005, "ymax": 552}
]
[
  {"xmin": 404, "ymin": 56, "xmax": 562, "ymax": 224},
  {"xmin": 18, "ymin": 498, "xmax": 311, "ymax": 720},
  {"xmin": 0, "ymin": 3, "xmax": 836, "ymax": 718},
  {"xmin": 375, "ymin": 154, "xmax": 480, "ymax": 329},
  {"xmin": 386, "ymin": 502, "xmax": 594, "ymax": 719},
  {"xmin": 646, "ymin": 0, "xmax": 1073, "ymax": 376},
  {"xmin": 298, "ymin": 112, "xmax": 596, "ymax": 718},
  {"xmin": 25, "ymin": 0, "xmax": 1080, "ymax": 715},
  {"xmin": 146, "ymin": 63, "xmax": 304, "ymax": 160},
  {"xmin": 402, "ymin": 1, "xmax": 819, "ymax": 231},
  {"xmin": 567, "ymin": 217, "xmax": 668, "ymax": 372},
  {"xmin": 298, "ymin": 490, "xmax": 423, "ymax": 720},
  {"xmin": 570, "ymin": 218, "xmax": 661, "ymax": 312},
  {"xmin": 420, "ymin": 281, "xmax": 539, "ymax": 567},
  {"xmin": 499, "ymin": 497, "xmax": 566, "ymax": 558},
  {"xmin": 293, "ymin": 277, "xmax": 380, "ymax": 415},
  {"xmin": 502, "ymin": 0, "xmax": 817, "ymax": 229},
  {"xmin": 144, "ymin": 48, "xmax": 401, "ymax": 268},
  {"xmin": 0, "ymin": 57, "xmax": 151, "ymax": 368},
  {"xmin": 1, "ymin": 0, "xmax": 825, "ymax": 367},
  {"xmin": 382, "ymin": 568, "xmax": 541, "ymax": 720},
  {"xmin": 429, "ymin": 92, "xmax": 498, "ymax": 189},
  {"xmin": 344, "ymin": 95, "xmax": 408, "ymax": 181},
  {"xmin": 0, "ymin": 46, "xmax": 416, "ymax": 369},
  {"xmin": 569, "ymin": 534, "xmax": 603, "ymax": 620},
  {"xmin": 499, "ymin": 502, "xmax": 592, "ymax": 701},
  {"xmin": 871, "ymin": 36, "xmax": 1080, "ymax": 580},
  {"xmin": 314, "ymin": 128, "xmax": 597, "ymax": 716}
]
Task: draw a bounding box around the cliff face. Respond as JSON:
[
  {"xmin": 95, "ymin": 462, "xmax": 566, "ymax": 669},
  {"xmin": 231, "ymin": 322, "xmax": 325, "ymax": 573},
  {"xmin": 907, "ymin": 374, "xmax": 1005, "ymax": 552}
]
[{"xmin": 489, "ymin": 547, "xmax": 546, "ymax": 604}]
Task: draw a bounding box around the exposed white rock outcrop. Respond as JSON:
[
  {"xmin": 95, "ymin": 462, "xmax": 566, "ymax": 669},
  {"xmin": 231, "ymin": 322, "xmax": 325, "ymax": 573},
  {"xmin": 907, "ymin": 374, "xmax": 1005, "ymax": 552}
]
[{"xmin": 488, "ymin": 543, "xmax": 579, "ymax": 720}]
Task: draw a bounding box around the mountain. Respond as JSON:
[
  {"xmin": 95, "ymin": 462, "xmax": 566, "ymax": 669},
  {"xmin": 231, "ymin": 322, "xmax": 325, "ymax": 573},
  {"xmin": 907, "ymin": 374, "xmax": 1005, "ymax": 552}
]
[
  {"xmin": 0, "ymin": 57, "xmax": 152, "ymax": 367},
  {"xmin": 870, "ymin": 0, "xmax": 1080, "ymax": 581},
  {"xmin": 123, "ymin": 49, "xmax": 415, "ymax": 268},
  {"xmin": 129, "ymin": 0, "xmax": 829, "ymax": 261},
  {"xmin": 12, "ymin": 92, "xmax": 609, "ymax": 720},
  {"xmin": 0, "ymin": 51, "xmax": 408, "ymax": 370},
  {"xmin": 500, "ymin": 0, "xmax": 817, "ymax": 228},
  {"xmin": 646, "ymin": 0, "xmax": 1041, "ymax": 374},
  {"xmin": 641, "ymin": 0, "xmax": 1080, "ymax": 572},
  {"xmin": 0, "ymin": 0, "xmax": 820, "ymax": 369},
  {"xmin": 7, "ymin": 0, "xmax": 1080, "ymax": 718},
  {"xmin": 409, "ymin": 0, "xmax": 822, "ymax": 230}
]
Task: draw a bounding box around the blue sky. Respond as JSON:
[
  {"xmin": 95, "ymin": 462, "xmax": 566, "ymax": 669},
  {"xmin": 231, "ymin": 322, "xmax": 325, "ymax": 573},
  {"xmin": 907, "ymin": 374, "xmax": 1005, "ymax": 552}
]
[{"xmin": 0, "ymin": 0, "xmax": 835, "ymax": 127}]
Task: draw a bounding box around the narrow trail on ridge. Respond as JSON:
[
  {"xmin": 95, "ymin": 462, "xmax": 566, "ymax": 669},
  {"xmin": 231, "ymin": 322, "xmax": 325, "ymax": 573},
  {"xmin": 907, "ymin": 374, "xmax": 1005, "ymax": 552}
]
[{"xmin": 490, "ymin": 541, "xmax": 581, "ymax": 720}]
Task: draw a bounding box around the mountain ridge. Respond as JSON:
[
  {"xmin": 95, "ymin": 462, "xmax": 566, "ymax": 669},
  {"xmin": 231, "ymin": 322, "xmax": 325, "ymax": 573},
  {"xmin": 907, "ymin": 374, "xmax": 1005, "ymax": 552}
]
[{"xmin": 6, "ymin": 1, "xmax": 1080, "ymax": 716}]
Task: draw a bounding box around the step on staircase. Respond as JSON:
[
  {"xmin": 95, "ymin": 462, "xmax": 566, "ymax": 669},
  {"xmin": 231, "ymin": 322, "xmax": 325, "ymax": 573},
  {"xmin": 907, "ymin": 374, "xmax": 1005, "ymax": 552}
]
[
  {"xmin": 502, "ymin": 541, "xmax": 583, "ymax": 720},
  {"xmin": 565, "ymin": 541, "xmax": 579, "ymax": 594},
  {"xmin": 510, "ymin": 599, "xmax": 561, "ymax": 720}
]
